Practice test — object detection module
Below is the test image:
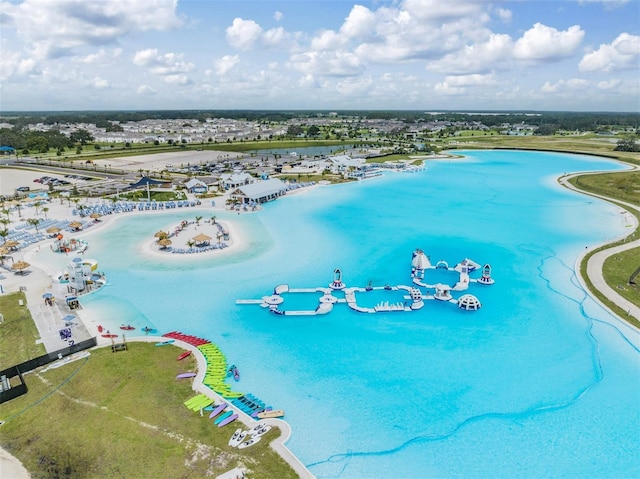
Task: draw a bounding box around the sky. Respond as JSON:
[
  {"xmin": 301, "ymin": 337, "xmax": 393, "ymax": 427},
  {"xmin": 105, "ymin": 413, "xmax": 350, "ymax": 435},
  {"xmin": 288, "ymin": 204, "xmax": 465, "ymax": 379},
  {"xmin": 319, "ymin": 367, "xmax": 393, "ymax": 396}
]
[{"xmin": 1, "ymin": 0, "xmax": 639, "ymax": 112}]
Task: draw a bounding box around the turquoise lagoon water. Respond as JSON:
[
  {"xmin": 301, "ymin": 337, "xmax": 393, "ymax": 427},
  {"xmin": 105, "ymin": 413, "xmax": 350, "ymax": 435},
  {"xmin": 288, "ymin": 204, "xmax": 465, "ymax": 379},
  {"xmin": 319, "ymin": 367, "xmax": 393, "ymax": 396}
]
[{"xmin": 39, "ymin": 150, "xmax": 640, "ymax": 478}]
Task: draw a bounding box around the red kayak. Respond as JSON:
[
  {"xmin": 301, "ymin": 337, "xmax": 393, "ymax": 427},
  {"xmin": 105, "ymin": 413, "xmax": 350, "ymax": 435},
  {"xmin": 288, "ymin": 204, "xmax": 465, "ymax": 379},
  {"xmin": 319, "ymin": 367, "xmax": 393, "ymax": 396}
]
[
  {"xmin": 120, "ymin": 325, "xmax": 135, "ymax": 330},
  {"xmin": 177, "ymin": 351, "xmax": 192, "ymax": 361},
  {"xmin": 102, "ymin": 333, "xmax": 118, "ymax": 338}
]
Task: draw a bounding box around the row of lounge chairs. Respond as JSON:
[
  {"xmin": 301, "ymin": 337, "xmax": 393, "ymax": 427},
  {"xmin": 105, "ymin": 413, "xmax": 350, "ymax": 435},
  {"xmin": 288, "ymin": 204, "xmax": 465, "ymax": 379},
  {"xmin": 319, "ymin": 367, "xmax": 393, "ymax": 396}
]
[
  {"xmin": 4, "ymin": 218, "xmax": 95, "ymax": 251},
  {"xmin": 169, "ymin": 243, "xmax": 228, "ymax": 254},
  {"xmin": 73, "ymin": 200, "xmax": 200, "ymax": 218}
]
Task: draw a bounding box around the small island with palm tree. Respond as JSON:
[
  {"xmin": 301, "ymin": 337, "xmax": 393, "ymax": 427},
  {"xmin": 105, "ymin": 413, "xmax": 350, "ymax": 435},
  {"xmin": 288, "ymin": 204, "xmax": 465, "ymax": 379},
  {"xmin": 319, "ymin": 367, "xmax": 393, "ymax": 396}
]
[{"xmin": 152, "ymin": 215, "xmax": 233, "ymax": 254}]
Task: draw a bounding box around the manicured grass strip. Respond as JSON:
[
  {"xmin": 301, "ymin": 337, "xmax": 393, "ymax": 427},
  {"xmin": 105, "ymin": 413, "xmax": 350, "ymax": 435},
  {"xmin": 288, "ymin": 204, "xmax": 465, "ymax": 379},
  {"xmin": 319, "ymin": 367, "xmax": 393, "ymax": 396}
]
[{"xmin": 0, "ymin": 291, "xmax": 47, "ymax": 369}]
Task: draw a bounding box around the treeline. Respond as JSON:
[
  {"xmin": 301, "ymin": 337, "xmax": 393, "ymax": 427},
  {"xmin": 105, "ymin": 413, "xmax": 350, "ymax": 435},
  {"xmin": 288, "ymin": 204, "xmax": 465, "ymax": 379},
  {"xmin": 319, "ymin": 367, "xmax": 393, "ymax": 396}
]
[
  {"xmin": 0, "ymin": 110, "xmax": 301, "ymax": 127},
  {"xmin": 0, "ymin": 128, "xmax": 94, "ymax": 153},
  {"xmin": 1, "ymin": 110, "xmax": 638, "ymax": 131}
]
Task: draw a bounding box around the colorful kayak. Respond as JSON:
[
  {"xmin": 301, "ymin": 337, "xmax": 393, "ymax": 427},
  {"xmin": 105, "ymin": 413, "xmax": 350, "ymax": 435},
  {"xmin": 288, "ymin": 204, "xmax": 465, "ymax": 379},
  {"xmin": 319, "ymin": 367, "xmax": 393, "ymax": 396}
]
[
  {"xmin": 218, "ymin": 413, "xmax": 238, "ymax": 427},
  {"xmin": 155, "ymin": 339, "xmax": 175, "ymax": 346},
  {"xmin": 214, "ymin": 410, "xmax": 233, "ymax": 425},
  {"xmin": 252, "ymin": 406, "xmax": 272, "ymax": 418},
  {"xmin": 101, "ymin": 333, "xmax": 118, "ymax": 338},
  {"xmin": 257, "ymin": 409, "xmax": 285, "ymax": 419},
  {"xmin": 209, "ymin": 403, "xmax": 227, "ymax": 419},
  {"xmin": 141, "ymin": 327, "xmax": 158, "ymax": 334},
  {"xmin": 177, "ymin": 351, "xmax": 192, "ymax": 361},
  {"xmin": 176, "ymin": 372, "xmax": 196, "ymax": 379},
  {"xmin": 120, "ymin": 325, "xmax": 135, "ymax": 330}
]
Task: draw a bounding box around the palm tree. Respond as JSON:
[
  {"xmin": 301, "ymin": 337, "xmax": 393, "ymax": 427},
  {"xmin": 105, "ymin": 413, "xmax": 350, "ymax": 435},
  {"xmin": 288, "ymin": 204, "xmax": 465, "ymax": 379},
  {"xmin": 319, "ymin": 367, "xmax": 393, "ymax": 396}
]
[
  {"xmin": 211, "ymin": 215, "xmax": 216, "ymax": 225},
  {"xmin": 42, "ymin": 206, "xmax": 49, "ymax": 219},
  {"xmin": 0, "ymin": 227, "xmax": 8, "ymax": 245},
  {"xmin": 195, "ymin": 215, "xmax": 203, "ymax": 226},
  {"xmin": 27, "ymin": 218, "xmax": 41, "ymax": 233}
]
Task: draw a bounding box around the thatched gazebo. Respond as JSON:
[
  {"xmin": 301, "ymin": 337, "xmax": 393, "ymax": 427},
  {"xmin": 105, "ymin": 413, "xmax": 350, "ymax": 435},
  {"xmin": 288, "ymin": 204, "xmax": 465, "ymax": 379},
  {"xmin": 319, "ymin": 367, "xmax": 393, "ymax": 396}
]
[
  {"xmin": 11, "ymin": 260, "xmax": 30, "ymax": 274},
  {"xmin": 192, "ymin": 233, "xmax": 212, "ymax": 246}
]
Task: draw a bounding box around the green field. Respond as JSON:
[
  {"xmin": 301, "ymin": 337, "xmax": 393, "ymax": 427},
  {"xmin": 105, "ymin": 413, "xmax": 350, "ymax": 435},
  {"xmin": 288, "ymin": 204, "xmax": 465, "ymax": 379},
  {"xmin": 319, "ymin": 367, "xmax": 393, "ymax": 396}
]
[
  {"xmin": 603, "ymin": 248, "xmax": 640, "ymax": 318},
  {"xmin": 0, "ymin": 342, "xmax": 298, "ymax": 479},
  {"xmin": 0, "ymin": 291, "xmax": 46, "ymax": 369}
]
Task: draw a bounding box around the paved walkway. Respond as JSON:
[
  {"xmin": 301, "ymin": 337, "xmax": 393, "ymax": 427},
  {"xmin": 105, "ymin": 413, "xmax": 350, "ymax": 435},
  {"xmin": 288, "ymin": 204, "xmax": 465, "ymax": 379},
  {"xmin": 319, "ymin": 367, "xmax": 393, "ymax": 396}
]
[{"xmin": 559, "ymin": 169, "xmax": 640, "ymax": 324}]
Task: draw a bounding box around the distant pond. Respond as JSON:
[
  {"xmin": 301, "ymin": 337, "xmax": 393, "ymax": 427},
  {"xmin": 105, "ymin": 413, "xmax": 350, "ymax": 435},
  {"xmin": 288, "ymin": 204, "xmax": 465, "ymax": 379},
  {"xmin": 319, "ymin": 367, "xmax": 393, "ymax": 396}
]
[{"xmin": 246, "ymin": 144, "xmax": 360, "ymax": 157}]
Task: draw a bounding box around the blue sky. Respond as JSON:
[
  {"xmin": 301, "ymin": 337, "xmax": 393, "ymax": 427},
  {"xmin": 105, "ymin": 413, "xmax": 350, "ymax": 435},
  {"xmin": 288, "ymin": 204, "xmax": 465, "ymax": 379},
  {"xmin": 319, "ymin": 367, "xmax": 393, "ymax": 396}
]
[{"xmin": 1, "ymin": 0, "xmax": 639, "ymax": 112}]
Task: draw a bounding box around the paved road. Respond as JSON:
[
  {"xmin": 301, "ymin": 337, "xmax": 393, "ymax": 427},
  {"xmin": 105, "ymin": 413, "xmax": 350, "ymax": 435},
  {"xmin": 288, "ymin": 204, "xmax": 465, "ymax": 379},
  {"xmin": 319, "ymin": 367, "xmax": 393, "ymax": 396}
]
[{"xmin": 559, "ymin": 169, "xmax": 640, "ymax": 324}]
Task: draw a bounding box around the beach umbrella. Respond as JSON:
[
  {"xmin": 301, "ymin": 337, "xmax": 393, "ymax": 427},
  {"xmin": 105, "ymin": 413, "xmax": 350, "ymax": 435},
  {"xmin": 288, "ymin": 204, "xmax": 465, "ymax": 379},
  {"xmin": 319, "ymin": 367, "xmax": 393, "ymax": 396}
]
[
  {"xmin": 158, "ymin": 238, "xmax": 172, "ymax": 247},
  {"xmin": 0, "ymin": 246, "xmax": 9, "ymax": 255},
  {"xmin": 46, "ymin": 226, "xmax": 61, "ymax": 234},
  {"xmin": 90, "ymin": 213, "xmax": 101, "ymax": 220},
  {"xmin": 4, "ymin": 240, "xmax": 19, "ymax": 249},
  {"xmin": 69, "ymin": 221, "xmax": 83, "ymax": 230},
  {"xmin": 154, "ymin": 230, "xmax": 169, "ymax": 238},
  {"xmin": 11, "ymin": 260, "xmax": 30, "ymax": 273},
  {"xmin": 42, "ymin": 292, "xmax": 54, "ymax": 299},
  {"xmin": 192, "ymin": 233, "xmax": 212, "ymax": 244}
]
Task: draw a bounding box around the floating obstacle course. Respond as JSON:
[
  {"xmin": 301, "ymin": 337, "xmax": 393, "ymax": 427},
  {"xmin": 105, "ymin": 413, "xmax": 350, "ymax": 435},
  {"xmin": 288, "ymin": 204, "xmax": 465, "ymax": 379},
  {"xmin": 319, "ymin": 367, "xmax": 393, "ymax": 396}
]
[{"xmin": 237, "ymin": 249, "xmax": 494, "ymax": 315}]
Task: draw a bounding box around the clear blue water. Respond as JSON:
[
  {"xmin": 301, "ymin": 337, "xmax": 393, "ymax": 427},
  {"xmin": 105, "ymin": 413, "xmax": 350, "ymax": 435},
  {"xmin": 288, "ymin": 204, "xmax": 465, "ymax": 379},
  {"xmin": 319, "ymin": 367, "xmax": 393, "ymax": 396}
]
[{"xmin": 38, "ymin": 150, "xmax": 640, "ymax": 478}]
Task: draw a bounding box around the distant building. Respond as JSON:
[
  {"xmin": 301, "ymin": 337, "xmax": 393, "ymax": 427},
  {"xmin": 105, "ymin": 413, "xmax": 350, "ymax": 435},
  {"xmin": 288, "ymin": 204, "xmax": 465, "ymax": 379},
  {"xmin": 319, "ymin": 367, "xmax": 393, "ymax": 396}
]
[
  {"xmin": 184, "ymin": 178, "xmax": 208, "ymax": 194},
  {"xmin": 219, "ymin": 172, "xmax": 254, "ymax": 190},
  {"xmin": 229, "ymin": 178, "xmax": 288, "ymax": 204}
]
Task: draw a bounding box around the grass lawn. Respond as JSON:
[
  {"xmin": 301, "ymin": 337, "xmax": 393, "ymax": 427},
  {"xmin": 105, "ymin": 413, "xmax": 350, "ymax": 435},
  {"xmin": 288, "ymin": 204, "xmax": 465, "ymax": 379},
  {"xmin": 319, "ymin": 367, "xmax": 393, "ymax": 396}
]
[
  {"xmin": 603, "ymin": 248, "xmax": 640, "ymax": 316},
  {"xmin": 0, "ymin": 291, "xmax": 46, "ymax": 369},
  {"xmin": 0, "ymin": 343, "xmax": 298, "ymax": 479}
]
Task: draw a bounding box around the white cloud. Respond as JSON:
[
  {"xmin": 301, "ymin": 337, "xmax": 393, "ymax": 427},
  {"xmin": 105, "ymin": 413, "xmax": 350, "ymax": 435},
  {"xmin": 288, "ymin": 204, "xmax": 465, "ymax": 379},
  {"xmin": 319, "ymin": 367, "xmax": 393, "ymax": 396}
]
[
  {"xmin": 137, "ymin": 84, "xmax": 156, "ymax": 95},
  {"xmin": 226, "ymin": 18, "xmax": 263, "ymax": 51},
  {"xmin": 434, "ymin": 82, "xmax": 465, "ymax": 95},
  {"xmin": 273, "ymin": 10, "xmax": 283, "ymax": 22},
  {"xmin": 541, "ymin": 78, "xmax": 589, "ymax": 93},
  {"xmin": 335, "ymin": 76, "xmax": 373, "ymax": 96},
  {"xmin": 402, "ymin": 0, "xmax": 484, "ymax": 21},
  {"xmin": 132, "ymin": 49, "xmax": 194, "ymax": 75},
  {"xmin": 514, "ymin": 23, "xmax": 584, "ymax": 61},
  {"xmin": 497, "ymin": 8, "xmax": 512, "ymax": 23},
  {"xmin": 1, "ymin": 0, "xmax": 182, "ymax": 59},
  {"xmin": 339, "ymin": 4, "xmax": 377, "ymax": 40},
  {"xmin": 263, "ymin": 27, "xmax": 289, "ymax": 48},
  {"xmin": 579, "ymin": 33, "xmax": 640, "ymax": 72},
  {"xmin": 0, "ymin": 50, "xmax": 40, "ymax": 80},
  {"xmin": 597, "ymin": 79, "xmax": 622, "ymax": 90},
  {"xmin": 428, "ymin": 33, "xmax": 513, "ymax": 74},
  {"xmin": 298, "ymin": 73, "xmax": 316, "ymax": 88},
  {"xmin": 311, "ymin": 30, "xmax": 344, "ymax": 52},
  {"xmin": 77, "ymin": 48, "xmax": 123, "ymax": 65},
  {"xmin": 215, "ymin": 55, "xmax": 239, "ymax": 76},
  {"xmin": 290, "ymin": 50, "xmax": 364, "ymax": 77},
  {"xmin": 91, "ymin": 77, "xmax": 110, "ymax": 88},
  {"xmin": 443, "ymin": 73, "xmax": 497, "ymax": 87},
  {"xmin": 164, "ymin": 74, "xmax": 190, "ymax": 85}
]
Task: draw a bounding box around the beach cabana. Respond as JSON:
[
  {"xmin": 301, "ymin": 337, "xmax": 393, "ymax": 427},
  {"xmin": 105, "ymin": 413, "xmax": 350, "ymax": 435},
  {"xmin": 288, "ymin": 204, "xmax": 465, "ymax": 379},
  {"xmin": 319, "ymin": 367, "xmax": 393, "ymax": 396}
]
[
  {"xmin": 157, "ymin": 238, "xmax": 172, "ymax": 249},
  {"xmin": 46, "ymin": 226, "xmax": 61, "ymax": 234},
  {"xmin": 4, "ymin": 240, "xmax": 19, "ymax": 250},
  {"xmin": 69, "ymin": 221, "xmax": 83, "ymax": 231},
  {"xmin": 192, "ymin": 233, "xmax": 212, "ymax": 246},
  {"xmin": 11, "ymin": 260, "xmax": 30, "ymax": 274}
]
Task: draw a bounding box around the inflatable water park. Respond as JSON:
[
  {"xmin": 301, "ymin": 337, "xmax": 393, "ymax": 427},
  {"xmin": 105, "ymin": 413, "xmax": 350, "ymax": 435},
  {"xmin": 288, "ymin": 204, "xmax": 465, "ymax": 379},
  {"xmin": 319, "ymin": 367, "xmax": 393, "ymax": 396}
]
[{"xmin": 237, "ymin": 248, "xmax": 494, "ymax": 315}]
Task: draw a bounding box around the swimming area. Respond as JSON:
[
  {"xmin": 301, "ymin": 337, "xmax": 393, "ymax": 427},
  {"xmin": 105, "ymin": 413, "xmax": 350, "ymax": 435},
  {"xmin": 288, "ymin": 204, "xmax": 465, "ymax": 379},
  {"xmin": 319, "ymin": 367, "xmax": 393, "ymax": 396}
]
[{"xmin": 37, "ymin": 150, "xmax": 640, "ymax": 478}]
